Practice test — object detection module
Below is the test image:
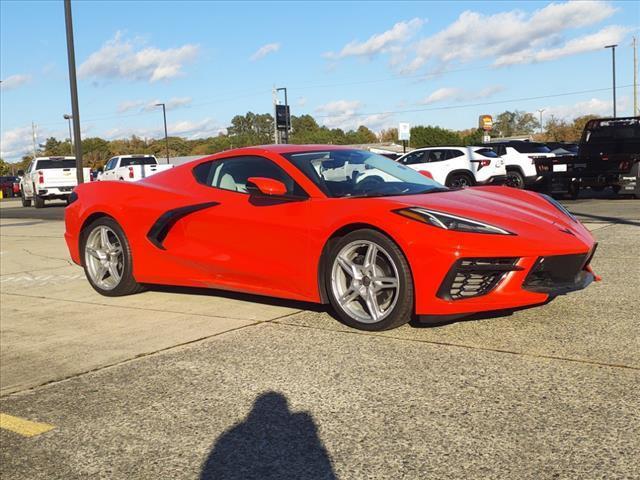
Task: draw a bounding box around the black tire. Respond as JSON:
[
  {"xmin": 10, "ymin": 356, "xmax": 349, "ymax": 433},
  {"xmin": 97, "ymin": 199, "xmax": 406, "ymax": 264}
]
[
  {"xmin": 325, "ymin": 229, "xmax": 414, "ymax": 331},
  {"xmin": 611, "ymin": 185, "xmax": 621, "ymax": 195},
  {"xmin": 446, "ymin": 173, "xmax": 474, "ymax": 189},
  {"xmin": 505, "ymin": 170, "xmax": 525, "ymax": 189},
  {"xmin": 568, "ymin": 181, "xmax": 580, "ymax": 200},
  {"xmin": 21, "ymin": 190, "xmax": 31, "ymax": 207},
  {"xmin": 80, "ymin": 217, "xmax": 145, "ymax": 297},
  {"xmin": 33, "ymin": 195, "xmax": 45, "ymax": 208}
]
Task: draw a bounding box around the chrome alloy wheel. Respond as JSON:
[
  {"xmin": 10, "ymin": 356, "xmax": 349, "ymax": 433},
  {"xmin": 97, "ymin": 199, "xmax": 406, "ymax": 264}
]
[
  {"xmin": 331, "ymin": 240, "xmax": 400, "ymax": 324},
  {"xmin": 84, "ymin": 225, "xmax": 124, "ymax": 290}
]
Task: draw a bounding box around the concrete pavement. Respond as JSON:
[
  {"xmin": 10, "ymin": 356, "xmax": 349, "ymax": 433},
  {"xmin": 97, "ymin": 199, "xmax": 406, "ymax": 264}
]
[{"xmin": 1, "ymin": 214, "xmax": 638, "ymax": 479}]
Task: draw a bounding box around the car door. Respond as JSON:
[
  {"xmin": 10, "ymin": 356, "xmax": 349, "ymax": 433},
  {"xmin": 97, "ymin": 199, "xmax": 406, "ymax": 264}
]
[
  {"xmin": 23, "ymin": 161, "xmax": 35, "ymax": 197},
  {"xmin": 162, "ymin": 155, "xmax": 314, "ymax": 300},
  {"xmin": 423, "ymin": 149, "xmax": 452, "ymax": 184},
  {"xmin": 102, "ymin": 158, "xmax": 117, "ymax": 180}
]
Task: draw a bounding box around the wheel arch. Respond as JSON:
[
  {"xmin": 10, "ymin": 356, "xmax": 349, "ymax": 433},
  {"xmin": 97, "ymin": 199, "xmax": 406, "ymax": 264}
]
[
  {"xmin": 78, "ymin": 212, "xmax": 119, "ymax": 265},
  {"xmin": 445, "ymin": 169, "xmax": 475, "ymax": 186},
  {"xmin": 505, "ymin": 164, "xmax": 525, "ymax": 176},
  {"xmin": 316, "ymin": 222, "xmax": 415, "ymax": 305}
]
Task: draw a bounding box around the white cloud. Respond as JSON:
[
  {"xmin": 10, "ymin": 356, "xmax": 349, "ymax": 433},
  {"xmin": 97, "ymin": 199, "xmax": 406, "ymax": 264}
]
[
  {"xmin": 143, "ymin": 97, "xmax": 192, "ymax": 112},
  {"xmin": 420, "ymin": 87, "xmax": 462, "ymax": 105},
  {"xmin": 494, "ymin": 25, "xmax": 630, "ymax": 66},
  {"xmin": 324, "ymin": 18, "xmax": 424, "ymax": 59},
  {"xmin": 419, "ymin": 85, "xmax": 505, "ymax": 104},
  {"xmin": 79, "ymin": 32, "xmax": 199, "ymax": 83},
  {"xmin": 250, "ymin": 43, "xmax": 281, "ymax": 61},
  {"xmin": 315, "ymin": 100, "xmax": 394, "ymax": 131},
  {"xmin": 104, "ymin": 117, "xmax": 223, "ymax": 141},
  {"xmin": 1, "ymin": 74, "xmax": 32, "ymax": 91},
  {"xmin": 1, "ymin": 126, "xmax": 34, "ymax": 160},
  {"xmin": 118, "ymin": 97, "xmax": 192, "ymax": 113},
  {"xmin": 403, "ymin": 1, "xmax": 621, "ymax": 72},
  {"xmin": 542, "ymin": 97, "xmax": 628, "ymax": 120},
  {"xmin": 117, "ymin": 100, "xmax": 145, "ymax": 113},
  {"xmin": 296, "ymin": 97, "xmax": 307, "ymax": 107}
]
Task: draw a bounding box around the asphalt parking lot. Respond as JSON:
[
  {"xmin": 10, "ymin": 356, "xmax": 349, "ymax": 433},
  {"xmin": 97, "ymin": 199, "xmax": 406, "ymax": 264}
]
[{"xmin": 1, "ymin": 196, "xmax": 639, "ymax": 479}]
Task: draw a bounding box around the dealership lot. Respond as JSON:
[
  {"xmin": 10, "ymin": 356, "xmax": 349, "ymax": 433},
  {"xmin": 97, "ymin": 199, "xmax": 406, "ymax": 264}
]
[{"xmin": 1, "ymin": 198, "xmax": 638, "ymax": 478}]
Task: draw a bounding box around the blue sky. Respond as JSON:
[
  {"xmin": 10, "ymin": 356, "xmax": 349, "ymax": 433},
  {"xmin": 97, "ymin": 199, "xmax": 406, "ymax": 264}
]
[{"xmin": 1, "ymin": 0, "xmax": 638, "ymax": 160}]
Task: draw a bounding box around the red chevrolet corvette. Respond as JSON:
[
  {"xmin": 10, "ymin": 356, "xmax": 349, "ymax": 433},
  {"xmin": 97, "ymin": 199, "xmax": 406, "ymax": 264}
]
[{"xmin": 65, "ymin": 145, "xmax": 598, "ymax": 330}]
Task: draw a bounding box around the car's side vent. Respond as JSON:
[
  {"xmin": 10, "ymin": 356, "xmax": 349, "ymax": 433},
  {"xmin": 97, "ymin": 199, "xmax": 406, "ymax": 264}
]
[
  {"xmin": 147, "ymin": 202, "xmax": 220, "ymax": 250},
  {"xmin": 437, "ymin": 257, "xmax": 521, "ymax": 301}
]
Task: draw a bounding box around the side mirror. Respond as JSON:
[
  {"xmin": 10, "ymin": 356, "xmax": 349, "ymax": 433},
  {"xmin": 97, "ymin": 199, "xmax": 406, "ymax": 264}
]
[
  {"xmin": 17, "ymin": 170, "xmax": 24, "ymax": 176},
  {"xmin": 246, "ymin": 177, "xmax": 288, "ymax": 196}
]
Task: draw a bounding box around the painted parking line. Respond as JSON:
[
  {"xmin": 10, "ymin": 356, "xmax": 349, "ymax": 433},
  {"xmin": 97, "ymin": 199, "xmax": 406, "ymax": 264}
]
[
  {"xmin": 0, "ymin": 413, "xmax": 55, "ymax": 437},
  {"xmin": 0, "ymin": 274, "xmax": 84, "ymax": 286}
]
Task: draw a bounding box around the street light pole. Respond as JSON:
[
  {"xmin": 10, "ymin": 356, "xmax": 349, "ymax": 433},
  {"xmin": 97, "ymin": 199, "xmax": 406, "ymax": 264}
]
[
  {"xmin": 605, "ymin": 44, "xmax": 617, "ymax": 118},
  {"xmin": 64, "ymin": 0, "xmax": 84, "ymax": 183},
  {"xmin": 536, "ymin": 109, "xmax": 545, "ymax": 134},
  {"xmin": 155, "ymin": 103, "xmax": 169, "ymax": 163},
  {"xmin": 63, "ymin": 114, "xmax": 73, "ymax": 153}
]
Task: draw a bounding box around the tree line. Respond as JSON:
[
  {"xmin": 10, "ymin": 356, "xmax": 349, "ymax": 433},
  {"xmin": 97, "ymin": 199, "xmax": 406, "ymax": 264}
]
[{"xmin": 2, "ymin": 110, "xmax": 600, "ymax": 174}]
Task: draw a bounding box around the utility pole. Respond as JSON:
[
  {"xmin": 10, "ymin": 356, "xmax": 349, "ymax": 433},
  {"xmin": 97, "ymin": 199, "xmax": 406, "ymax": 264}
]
[
  {"xmin": 605, "ymin": 44, "xmax": 617, "ymax": 118},
  {"xmin": 633, "ymin": 36, "xmax": 638, "ymax": 116},
  {"xmin": 155, "ymin": 103, "xmax": 169, "ymax": 163},
  {"xmin": 63, "ymin": 114, "xmax": 73, "ymax": 153},
  {"xmin": 64, "ymin": 0, "xmax": 84, "ymax": 183},
  {"xmin": 272, "ymin": 86, "xmax": 279, "ymax": 144},
  {"xmin": 537, "ymin": 109, "xmax": 545, "ymax": 134},
  {"xmin": 31, "ymin": 122, "xmax": 37, "ymax": 159}
]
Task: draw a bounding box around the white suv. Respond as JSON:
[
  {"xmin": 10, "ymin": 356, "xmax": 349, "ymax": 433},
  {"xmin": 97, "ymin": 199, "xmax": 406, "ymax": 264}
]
[
  {"xmin": 396, "ymin": 146, "xmax": 507, "ymax": 188},
  {"xmin": 484, "ymin": 141, "xmax": 556, "ymax": 189}
]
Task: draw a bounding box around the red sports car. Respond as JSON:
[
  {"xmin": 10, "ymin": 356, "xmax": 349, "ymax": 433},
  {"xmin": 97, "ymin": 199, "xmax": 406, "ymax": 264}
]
[{"xmin": 64, "ymin": 145, "xmax": 598, "ymax": 331}]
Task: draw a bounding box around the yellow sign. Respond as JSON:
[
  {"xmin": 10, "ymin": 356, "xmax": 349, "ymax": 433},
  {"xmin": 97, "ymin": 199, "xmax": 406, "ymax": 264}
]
[{"xmin": 479, "ymin": 115, "xmax": 493, "ymax": 131}]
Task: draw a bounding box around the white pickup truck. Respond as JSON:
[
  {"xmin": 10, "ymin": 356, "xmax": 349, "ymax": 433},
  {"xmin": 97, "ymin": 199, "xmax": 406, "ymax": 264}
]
[
  {"xmin": 19, "ymin": 157, "xmax": 90, "ymax": 208},
  {"xmin": 98, "ymin": 155, "xmax": 173, "ymax": 182}
]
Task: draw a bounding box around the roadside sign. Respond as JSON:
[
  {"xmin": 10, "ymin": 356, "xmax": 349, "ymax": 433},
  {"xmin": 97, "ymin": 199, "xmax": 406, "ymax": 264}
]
[
  {"xmin": 479, "ymin": 115, "xmax": 493, "ymax": 131},
  {"xmin": 398, "ymin": 123, "xmax": 411, "ymax": 141},
  {"xmin": 275, "ymin": 105, "xmax": 290, "ymax": 130}
]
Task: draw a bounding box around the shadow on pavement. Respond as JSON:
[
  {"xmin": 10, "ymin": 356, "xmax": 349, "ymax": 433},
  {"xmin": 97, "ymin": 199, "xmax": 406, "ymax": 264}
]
[
  {"xmin": 200, "ymin": 391, "xmax": 337, "ymax": 480},
  {"xmin": 564, "ymin": 211, "xmax": 640, "ymax": 227}
]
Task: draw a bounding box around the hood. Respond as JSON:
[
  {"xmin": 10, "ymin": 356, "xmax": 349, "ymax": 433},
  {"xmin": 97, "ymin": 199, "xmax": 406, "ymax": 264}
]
[{"xmin": 385, "ymin": 186, "xmax": 593, "ymax": 248}]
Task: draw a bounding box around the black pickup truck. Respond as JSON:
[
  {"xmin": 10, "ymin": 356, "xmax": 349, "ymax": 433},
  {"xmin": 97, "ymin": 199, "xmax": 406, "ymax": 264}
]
[{"xmin": 535, "ymin": 116, "xmax": 639, "ymax": 199}]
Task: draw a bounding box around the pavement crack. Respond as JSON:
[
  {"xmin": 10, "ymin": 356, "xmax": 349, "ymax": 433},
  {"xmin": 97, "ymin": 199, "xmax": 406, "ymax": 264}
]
[
  {"xmin": 21, "ymin": 248, "xmax": 74, "ymax": 266},
  {"xmin": 271, "ymin": 319, "xmax": 640, "ymax": 372}
]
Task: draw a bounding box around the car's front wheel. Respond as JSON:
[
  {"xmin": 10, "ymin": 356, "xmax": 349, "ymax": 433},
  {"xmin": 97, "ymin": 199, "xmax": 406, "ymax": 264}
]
[
  {"xmin": 21, "ymin": 190, "xmax": 31, "ymax": 207},
  {"xmin": 81, "ymin": 217, "xmax": 145, "ymax": 297},
  {"xmin": 326, "ymin": 229, "xmax": 414, "ymax": 331}
]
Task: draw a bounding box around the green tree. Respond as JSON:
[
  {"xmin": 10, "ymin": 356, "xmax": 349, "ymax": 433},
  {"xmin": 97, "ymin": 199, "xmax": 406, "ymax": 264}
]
[
  {"xmin": 410, "ymin": 125, "xmax": 461, "ymax": 147},
  {"xmin": 493, "ymin": 110, "xmax": 540, "ymax": 137},
  {"xmin": 0, "ymin": 158, "xmax": 11, "ymax": 175}
]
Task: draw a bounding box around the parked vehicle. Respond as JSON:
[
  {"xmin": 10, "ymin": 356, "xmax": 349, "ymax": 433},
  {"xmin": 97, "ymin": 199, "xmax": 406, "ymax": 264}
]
[
  {"xmin": 65, "ymin": 145, "xmax": 597, "ymax": 332},
  {"xmin": 0, "ymin": 176, "xmax": 20, "ymax": 197},
  {"xmin": 534, "ymin": 117, "xmax": 640, "ymax": 198},
  {"xmin": 396, "ymin": 146, "xmax": 506, "ymax": 188},
  {"xmin": 98, "ymin": 155, "xmax": 173, "ymax": 182},
  {"xmin": 547, "ymin": 142, "xmax": 578, "ymax": 156},
  {"xmin": 484, "ymin": 141, "xmax": 556, "ymax": 189},
  {"xmin": 18, "ymin": 157, "xmax": 90, "ymax": 208}
]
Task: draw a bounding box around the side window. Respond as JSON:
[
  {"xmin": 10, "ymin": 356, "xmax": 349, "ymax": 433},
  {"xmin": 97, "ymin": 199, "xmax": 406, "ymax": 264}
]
[
  {"xmin": 427, "ymin": 150, "xmax": 446, "ymax": 162},
  {"xmin": 446, "ymin": 150, "xmax": 464, "ymax": 159},
  {"xmin": 193, "ymin": 156, "xmax": 307, "ymax": 196},
  {"xmin": 401, "ymin": 152, "xmax": 421, "ymax": 165},
  {"xmin": 105, "ymin": 158, "xmax": 116, "ymax": 170}
]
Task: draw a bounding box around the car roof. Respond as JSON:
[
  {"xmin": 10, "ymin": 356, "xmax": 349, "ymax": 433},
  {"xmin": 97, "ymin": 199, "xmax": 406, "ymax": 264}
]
[
  {"xmin": 410, "ymin": 146, "xmax": 464, "ymax": 151},
  {"xmin": 115, "ymin": 154, "xmax": 156, "ymax": 158}
]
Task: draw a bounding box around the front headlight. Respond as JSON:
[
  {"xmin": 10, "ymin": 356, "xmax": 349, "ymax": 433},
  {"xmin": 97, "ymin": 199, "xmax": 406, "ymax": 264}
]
[
  {"xmin": 540, "ymin": 194, "xmax": 577, "ymax": 222},
  {"xmin": 395, "ymin": 207, "xmax": 514, "ymax": 235}
]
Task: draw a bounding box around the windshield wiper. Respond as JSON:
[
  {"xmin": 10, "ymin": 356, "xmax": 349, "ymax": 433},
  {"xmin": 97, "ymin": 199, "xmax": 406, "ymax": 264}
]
[{"xmin": 412, "ymin": 187, "xmax": 449, "ymax": 194}]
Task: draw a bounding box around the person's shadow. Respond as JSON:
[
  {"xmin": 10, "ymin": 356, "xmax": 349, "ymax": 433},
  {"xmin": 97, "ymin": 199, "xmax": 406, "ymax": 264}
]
[{"xmin": 200, "ymin": 391, "xmax": 337, "ymax": 480}]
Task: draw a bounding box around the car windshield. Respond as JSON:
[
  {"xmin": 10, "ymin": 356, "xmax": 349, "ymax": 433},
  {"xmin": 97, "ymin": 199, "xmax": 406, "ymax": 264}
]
[
  {"xmin": 121, "ymin": 157, "xmax": 157, "ymax": 166},
  {"xmin": 35, "ymin": 159, "xmax": 76, "ymax": 169},
  {"xmin": 283, "ymin": 149, "xmax": 447, "ymax": 198}
]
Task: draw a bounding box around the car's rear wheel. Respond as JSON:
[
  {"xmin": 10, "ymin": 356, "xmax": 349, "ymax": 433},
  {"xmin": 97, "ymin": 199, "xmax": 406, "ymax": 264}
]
[
  {"xmin": 505, "ymin": 170, "xmax": 525, "ymax": 189},
  {"xmin": 446, "ymin": 173, "xmax": 474, "ymax": 189},
  {"xmin": 33, "ymin": 195, "xmax": 45, "ymax": 208},
  {"xmin": 81, "ymin": 217, "xmax": 145, "ymax": 296},
  {"xmin": 326, "ymin": 229, "xmax": 413, "ymax": 331}
]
